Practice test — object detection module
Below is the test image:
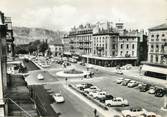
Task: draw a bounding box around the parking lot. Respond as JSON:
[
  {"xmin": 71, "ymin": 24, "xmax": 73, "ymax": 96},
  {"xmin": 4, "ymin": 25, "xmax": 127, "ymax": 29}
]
[{"xmin": 72, "ymin": 75, "xmax": 166, "ymax": 117}]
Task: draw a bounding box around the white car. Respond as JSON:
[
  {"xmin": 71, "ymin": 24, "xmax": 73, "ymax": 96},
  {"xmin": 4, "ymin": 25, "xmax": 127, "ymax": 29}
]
[
  {"xmin": 105, "ymin": 97, "xmax": 128, "ymax": 107},
  {"xmin": 116, "ymin": 70, "xmax": 123, "ymax": 75},
  {"xmin": 127, "ymin": 80, "xmax": 138, "ymax": 88},
  {"xmin": 90, "ymin": 91, "xmax": 106, "ymax": 99},
  {"xmin": 84, "ymin": 86, "xmax": 101, "ymax": 94},
  {"xmin": 76, "ymin": 84, "xmax": 85, "ymax": 89},
  {"xmin": 89, "ymin": 90, "xmax": 99, "ymax": 97},
  {"xmin": 139, "ymin": 112, "xmax": 161, "ymax": 117},
  {"xmin": 148, "ymin": 87, "xmax": 156, "ymax": 94},
  {"xmin": 116, "ymin": 78, "xmax": 124, "ymax": 84},
  {"xmin": 122, "ymin": 107, "xmax": 147, "ymax": 117},
  {"xmin": 53, "ymin": 93, "xmax": 65, "ymax": 103},
  {"xmin": 37, "ymin": 73, "xmax": 44, "ymax": 80},
  {"xmin": 95, "ymin": 91, "xmax": 107, "ymax": 99}
]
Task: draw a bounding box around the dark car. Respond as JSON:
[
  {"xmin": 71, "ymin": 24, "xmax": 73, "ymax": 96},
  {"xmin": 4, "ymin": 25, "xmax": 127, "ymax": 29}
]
[
  {"xmin": 84, "ymin": 83, "xmax": 93, "ymax": 88},
  {"xmin": 80, "ymin": 62, "xmax": 85, "ymax": 66},
  {"xmin": 99, "ymin": 94, "xmax": 114, "ymax": 103},
  {"xmin": 155, "ymin": 88, "xmax": 166, "ymax": 97},
  {"xmin": 139, "ymin": 84, "xmax": 151, "ymax": 92}
]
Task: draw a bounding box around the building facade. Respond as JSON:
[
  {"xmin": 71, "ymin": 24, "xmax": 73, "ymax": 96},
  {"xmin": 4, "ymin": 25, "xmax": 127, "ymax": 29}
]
[
  {"xmin": 63, "ymin": 21, "xmax": 147, "ymax": 67},
  {"xmin": 0, "ymin": 11, "xmax": 8, "ymax": 116},
  {"xmin": 65, "ymin": 24, "xmax": 93, "ymax": 56},
  {"xmin": 142, "ymin": 23, "xmax": 167, "ymax": 80},
  {"xmin": 49, "ymin": 43, "xmax": 64, "ymax": 57},
  {"xmin": 4, "ymin": 17, "xmax": 15, "ymax": 59}
]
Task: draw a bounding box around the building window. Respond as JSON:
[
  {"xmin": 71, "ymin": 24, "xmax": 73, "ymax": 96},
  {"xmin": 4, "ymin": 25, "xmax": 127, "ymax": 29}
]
[
  {"xmin": 151, "ymin": 35, "xmax": 154, "ymax": 37},
  {"xmin": 162, "ymin": 34, "xmax": 165, "ymax": 37},
  {"xmin": 132, "ymin": 44, "xmax": 135, "ymax": 49},
  {"xmin": 156, "ymin": 55, "xmax": 158, "ymax": 63},
  {"xmin": 120, "ymin": 51, "xmax": 123, "ymax": 56},
  {"xmin": 150, "ymin": 55, "xmax": 153, "ymax": 63},
  {"xmin": 112, "ymin": 51, "xmax": 115, "ymax": 56},
  {"xmin": 132, "ymin": 51, "xmax": 134, "ymax": 56},
  {"xmin": 121, "ymin": 44, "xmax": 123, "ymax": 49},
  {"xmin": 126, "ymin": 44, "xmax": 129, "ymax": 49},
  {"xmin": 156, "ymin": 45, "xmax": 159, "ymax": 52},
  {"xmin": 112, "ymin": 44, "xmax": 115, "ymax": 49}
]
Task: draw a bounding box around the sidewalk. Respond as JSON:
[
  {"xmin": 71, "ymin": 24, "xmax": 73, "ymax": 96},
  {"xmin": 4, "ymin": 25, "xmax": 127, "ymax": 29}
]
[
  {"xmin": 86, "ymin": 64, "xmax": 167, "ymax": 87},
  {"xmin": 64, "ymin": 85, "xmax": 122, "ymax": 117}
]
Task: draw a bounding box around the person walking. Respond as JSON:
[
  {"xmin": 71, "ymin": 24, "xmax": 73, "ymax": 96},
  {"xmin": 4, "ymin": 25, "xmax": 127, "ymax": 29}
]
[{"xmin": 93, "ymin": 109, "xmax": 97, "ymax": 117}]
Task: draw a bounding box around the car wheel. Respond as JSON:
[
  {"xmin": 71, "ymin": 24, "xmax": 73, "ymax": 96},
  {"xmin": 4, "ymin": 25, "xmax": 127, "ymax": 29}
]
[
  {"xmin": 107, "ymin": 104, "xmax": 111, "ymax": 107},
  {"xmin": 122, "ymin": 104, "xmax": 125, "ymax": 107},
  {"xmin": 126, "ymin": 115, "xmax": 131, "ymax": 117}
]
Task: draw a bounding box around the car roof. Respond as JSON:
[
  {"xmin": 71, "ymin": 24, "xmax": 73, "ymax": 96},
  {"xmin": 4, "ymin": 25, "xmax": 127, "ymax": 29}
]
[
  {"xmin": 124, "ymin": 79, "xmax": 130, "ymax": 80},
  {"xmin": 130, "ymin": 106, "xmax": 142, "ymax": 110},
  {"xmin": 115, "ymin": 97, "xmax": 123, "ymax": 100},
  {"xmin": 55, "ymin": 93, "xmax": 61, "ymax": 95}
]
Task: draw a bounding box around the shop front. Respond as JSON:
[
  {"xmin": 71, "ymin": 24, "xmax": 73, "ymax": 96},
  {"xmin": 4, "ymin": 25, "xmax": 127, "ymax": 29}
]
[{"xmin": 81, "ymin": 55, "xmax": 137, "ymax": 67}]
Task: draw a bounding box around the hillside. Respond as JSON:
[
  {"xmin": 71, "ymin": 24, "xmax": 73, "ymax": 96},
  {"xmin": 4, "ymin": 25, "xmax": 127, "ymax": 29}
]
[{"xmin": 13, "ymin": 26, "xmax": 65, "ymax": 45}]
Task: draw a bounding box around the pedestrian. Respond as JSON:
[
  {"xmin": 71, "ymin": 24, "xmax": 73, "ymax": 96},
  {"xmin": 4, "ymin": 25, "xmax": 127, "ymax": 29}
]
[
  {"xmin": 65, "ymin": 77, "xmax": 68, "ymax": 85},
  {"xmin": 93, "ymin": 109, "xmax": 97, "ymax": 117}
]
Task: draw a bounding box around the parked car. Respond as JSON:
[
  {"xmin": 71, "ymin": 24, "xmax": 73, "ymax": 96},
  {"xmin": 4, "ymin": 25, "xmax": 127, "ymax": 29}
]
[
  {"xmin": 155, "ymin": 88, "xmax": 166, "ymax": 97},
  {"xmin": 120, "ymin": 64, "xmax": 132, "ymax": 70},
  {"xmin": 94, "ymin": 91, "xmax": 107, "ymax": 99},
  {"xmin": 79, "ymin": 62, "xmax": 85, "ymax": 66},
  {"xmin": 89, "ymin": 90, "xmax": 99, "ymax": 97},
  {"xmin": 139, "ymin": 84, "xmax": 151, "ymax": 92},
  {"xmin": 37, "ymin": 73, "xmax": 44, "ymax": 80},
  {"xmin": 127, "ymin": 80, "xmax": 138, "ymax": 88},
  {"xmin": 53, "ymin": 93, "xmax": 65, "ymax": 103},
  {"xmin": 135, "ymin": 82, "xmax": 143, "ymax": 89},
  {"xmin": 116, "ymin": 78, "xmax": 124, "ymax": 84},
  {"xmin": 99, "ymin": 94, "xmax": 114, "ymax": 103},
  {"xmin": 121, "ymin": 79, "xmax": 131, "ymax": 86},
  {"xmin": 116, "ymin": 70, "xmax": 123, "ymax": 75},
  {"xmin": 121, "ymin": 107, "xmax": 147, "ymax": 117},
  {"xmin": 76, "ymin": 84, "xmax": 86, "ymax": 89},
  {"xmin": 148, "ymin": 86, "xmax": 157, "ymax": 94},
  {"xmin": 105, "ymin": 97, "xmax": 128, "ymax": 107},
  {"xmin": 84, "ymin": 86, "xmax": 101, "ymax": 94},
  {"xmin": 76, "ymin": 83, "xmax": 93, "ymax": 90},
  {"xmin": 139, "ymin": 112, "xmax": 161, "ymax": 117}
]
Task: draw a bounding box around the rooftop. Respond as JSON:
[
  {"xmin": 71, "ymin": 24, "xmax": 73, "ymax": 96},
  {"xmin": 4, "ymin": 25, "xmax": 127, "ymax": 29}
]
[{"xmin": 149, "ymin": 23, "xmax": 167, "ymax": 31}]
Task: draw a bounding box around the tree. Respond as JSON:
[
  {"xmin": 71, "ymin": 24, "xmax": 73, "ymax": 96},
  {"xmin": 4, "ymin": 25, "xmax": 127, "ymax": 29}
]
[
  {"xmin": 39, "ymin": 40, "xmax": 49, "ymax": 56},
  {"xmin": 28, "ymin": 40, "xmax": 41, "ymax": 54},
  {"xmin": 15, "ymin": 44, "xmax": 29, "ymax": 54}
]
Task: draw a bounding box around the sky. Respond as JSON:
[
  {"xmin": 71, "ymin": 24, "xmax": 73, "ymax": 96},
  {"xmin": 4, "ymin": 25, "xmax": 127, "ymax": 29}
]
[{"xmin": 0, "ymin": 0, "xmax": 167, "ymax": 31}]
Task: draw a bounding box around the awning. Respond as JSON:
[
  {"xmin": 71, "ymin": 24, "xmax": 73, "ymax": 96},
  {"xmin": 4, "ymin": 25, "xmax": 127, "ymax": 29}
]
[{"xmin": 142, "ymin": 64, "xmax": 167, "ymax": 75}]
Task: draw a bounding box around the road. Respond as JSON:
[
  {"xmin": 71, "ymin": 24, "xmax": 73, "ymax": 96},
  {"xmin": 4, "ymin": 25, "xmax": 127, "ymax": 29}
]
[
  {"xmin": 45, "ymin": 84, "xmax": 103, "ymax": 117},
  {"xmin": 25, "ymin": 59, "xmax": 167, "ymax": 117},
  {"xmin": 25, "ymin": 61, "xmax": 104, "ymax": 117}
]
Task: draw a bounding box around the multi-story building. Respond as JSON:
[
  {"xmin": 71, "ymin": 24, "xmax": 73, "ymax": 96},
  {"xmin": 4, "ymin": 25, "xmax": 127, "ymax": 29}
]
[
  {"xmin": 142, "ymin": 23, "xmax": 167, "ymax": 80},
  {"xmin": 92, "ymin": 22, "xmax": 119, "ymax": 57},
  {"xmin": 49, "ymin": 41, "xmax": 64, "ymax": 57},
  {"xmin": 0, "ymin": 11, "xmax": 7, "ymax": 116},
  {"xmin": 64, "ymin": 21, "xmax": 147, "ymax": 67},
  {"xmin": 4, "ymin": 17, "xmax": 15, "ymax": 59},
  {"xmin": 65, "ymin": 24, "xmax": 93, "ymax": 57}
]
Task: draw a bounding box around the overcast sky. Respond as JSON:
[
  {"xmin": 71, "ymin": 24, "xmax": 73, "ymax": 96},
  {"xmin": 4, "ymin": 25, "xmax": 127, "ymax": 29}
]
[{"xmin": 0, "ymin": 0, "xmax": 167, "ymax": 31}]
